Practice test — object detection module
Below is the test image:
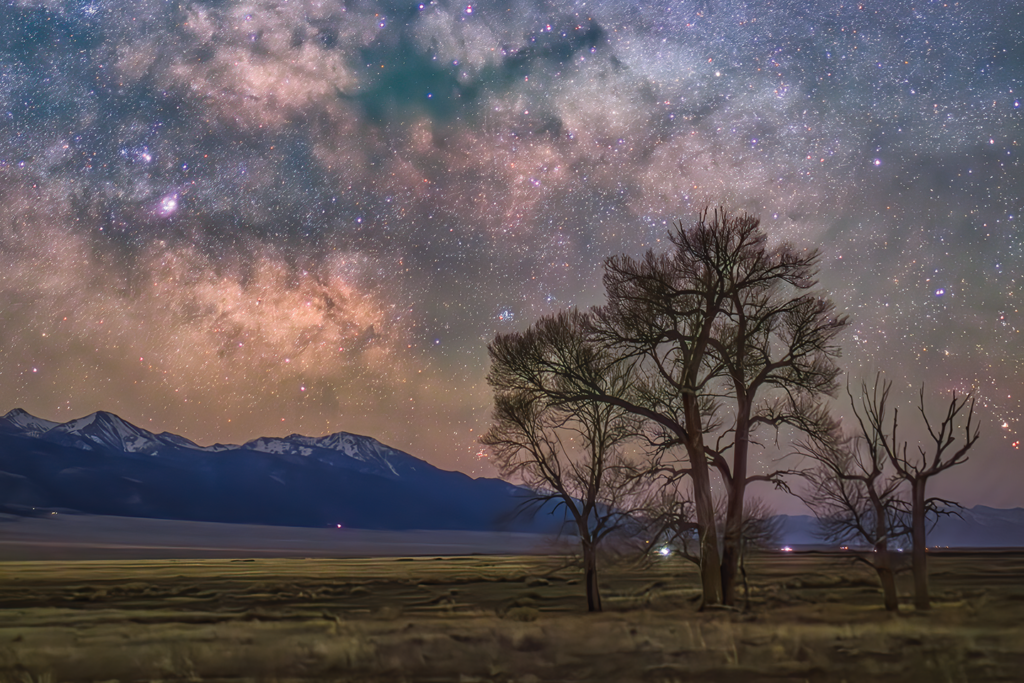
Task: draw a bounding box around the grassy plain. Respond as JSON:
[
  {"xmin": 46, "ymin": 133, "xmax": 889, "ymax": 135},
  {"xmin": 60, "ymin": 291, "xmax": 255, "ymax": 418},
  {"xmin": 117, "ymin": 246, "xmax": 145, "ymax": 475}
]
[{"xmin": 2, "ymin": 546, "xmax": 1024, "ymax": 682}]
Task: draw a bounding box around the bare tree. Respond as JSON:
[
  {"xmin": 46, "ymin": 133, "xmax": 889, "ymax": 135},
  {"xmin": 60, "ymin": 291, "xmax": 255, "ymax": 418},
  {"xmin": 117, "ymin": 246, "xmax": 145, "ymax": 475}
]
[
  {"xmin": 593, "ymin": 207, "xmax": 845, "ymax": 606},
  {"xmin": 703, "ymin": 220, "xmax": 847, "ymax": 605},
  {"xmin": 487, "ymin": 208, "xmax": 845, "ymax": 608},
  {"xmin": 488, "ymin": 218, "xmax": 734, "ymax": 606},
  {"xmin": 870, "ymin": 381, "xmax": 980, "ymax": 610},
  {"xmin": 584, "ymin": 208, "xmax": 783, "ymax": 606},
  {"xmin": 796, "ymin": 379, "xmax": 907, "ymax": 611},
  {"xmin": 483, "ymin": 311, "xmax": 640, "ymax": 612}
]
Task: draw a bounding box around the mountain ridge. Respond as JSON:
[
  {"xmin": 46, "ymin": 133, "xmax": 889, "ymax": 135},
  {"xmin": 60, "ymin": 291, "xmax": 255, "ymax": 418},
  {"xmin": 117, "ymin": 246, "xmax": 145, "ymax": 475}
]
[
  {"xmin": 0, "ymin": 408, "xmax": 563, "ymax": 532},
  {"xmin": 2, "ymin": 408, "xmax": 1022, "ymax": 545}
]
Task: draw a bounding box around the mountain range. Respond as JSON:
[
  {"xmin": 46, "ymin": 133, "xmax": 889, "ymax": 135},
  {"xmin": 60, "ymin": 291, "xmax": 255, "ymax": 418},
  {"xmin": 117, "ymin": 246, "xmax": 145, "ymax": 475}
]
[
  {"xmin": 0, "ymin": 408, "xmax": 563, "ymax": 532},
  {"xmin": 1, "ymin": 408, "xmax": 1021, "ymax": 546}
]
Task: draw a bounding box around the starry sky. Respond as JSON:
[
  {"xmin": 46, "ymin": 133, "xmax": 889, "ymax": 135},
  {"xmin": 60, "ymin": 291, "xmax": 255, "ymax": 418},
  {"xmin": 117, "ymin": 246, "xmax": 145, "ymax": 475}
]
[{"xmin": 2, "ymin": 0, "xmax": 1023, "ymax": 510}]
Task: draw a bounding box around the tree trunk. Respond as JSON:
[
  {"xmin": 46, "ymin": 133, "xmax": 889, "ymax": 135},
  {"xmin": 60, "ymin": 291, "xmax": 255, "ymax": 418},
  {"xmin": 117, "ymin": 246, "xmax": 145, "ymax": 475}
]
[
  {"xmin": 681, "ymin": 389, "xmax": 722, "ymax": 608},
  {"xmin": 875, "ymin": 548, "xmax": 900, "ymax": 612},
  {"xmin": 911, "ymin": 480, "xmax": 930, "ymax": 610},
  {"xmin": 872, "ymin": 498, "xmax": 899, "ymax": 612},
  {"xmin": 582, "ymin": 542, "xmax": 602, "ymax": 612},
  {"xmin": 739, "ymin": 538, "xmax": 751, "ymax": 612},
  {"xmin": 721, "ymin": 408, "xmax": 750, "ymax": 607},
  {"xmin": 720, "ymin": 484, "xmax": 744, "ymax": 607},
  {"xmin": 688, "ymin": 443, "xmax": 723, "ymax": 607}
]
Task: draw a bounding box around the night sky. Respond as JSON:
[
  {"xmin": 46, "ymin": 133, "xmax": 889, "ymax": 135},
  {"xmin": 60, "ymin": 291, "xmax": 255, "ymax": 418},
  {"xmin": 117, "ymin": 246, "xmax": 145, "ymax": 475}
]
[{"xmin": 2, "ymin": 0, "xmax": 1023, "ymax": 510}]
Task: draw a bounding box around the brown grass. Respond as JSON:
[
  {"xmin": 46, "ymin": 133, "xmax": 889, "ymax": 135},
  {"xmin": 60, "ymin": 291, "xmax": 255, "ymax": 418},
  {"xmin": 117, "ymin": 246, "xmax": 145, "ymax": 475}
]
[{"xmin": 1, "ymin": 551, "xmax": 1022, "ymax": 681}]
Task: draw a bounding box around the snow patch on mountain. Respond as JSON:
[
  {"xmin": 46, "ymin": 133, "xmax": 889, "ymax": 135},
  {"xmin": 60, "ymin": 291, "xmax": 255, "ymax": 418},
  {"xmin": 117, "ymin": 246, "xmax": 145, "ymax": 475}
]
[{"xmin": 241, "ymin": 433, "xmax": 408, "ymax": 478}]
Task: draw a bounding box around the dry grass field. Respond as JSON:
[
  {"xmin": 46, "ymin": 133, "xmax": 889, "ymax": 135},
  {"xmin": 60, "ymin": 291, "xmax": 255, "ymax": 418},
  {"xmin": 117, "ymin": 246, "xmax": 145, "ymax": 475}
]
[{"xmin": 2, "ymin": 543, "xmax": 1024, "ymax": 682}]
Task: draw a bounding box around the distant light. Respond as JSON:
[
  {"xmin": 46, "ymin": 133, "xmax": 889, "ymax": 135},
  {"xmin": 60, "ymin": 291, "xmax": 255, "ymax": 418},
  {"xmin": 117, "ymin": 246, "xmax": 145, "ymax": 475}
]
[
  {"xmin": 658, "ymin": 546, "xmax": 671, "ymax": 556},
  {"xmin": 780, "ymin": 546, "xmax": 793, "ymax": 552}
]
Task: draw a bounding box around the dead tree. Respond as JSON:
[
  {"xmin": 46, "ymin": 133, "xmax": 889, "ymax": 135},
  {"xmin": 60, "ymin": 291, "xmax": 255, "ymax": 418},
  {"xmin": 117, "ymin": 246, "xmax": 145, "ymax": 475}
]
[
  {"xmin": 796, "ymin": 379, "xmax": 908, "ymax": 611},
  {"xmin": 871, "ymin": 381, "xmax": 980, "ymax": 610},
  {"xmin": 483, "ymin": 311, "xmax": 640, "ymax": 612}
]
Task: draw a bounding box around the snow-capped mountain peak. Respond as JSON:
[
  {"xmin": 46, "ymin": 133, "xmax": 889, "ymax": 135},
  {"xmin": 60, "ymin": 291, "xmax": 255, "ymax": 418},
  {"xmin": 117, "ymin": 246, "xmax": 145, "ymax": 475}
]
[
  {"xmin": 45, "ymin": 411, "xmax": 155, "ymax": 453},
  {"xmin": 1, "ymin": 408, "xmax": 60, "ymax": 437},
  {"xmin": 240, "ymin": 431, "xmax": 417, "ymax": 478},
  {"xmin": 2, "ymin": 408, "xmax": 423, "ymax": 479},
  {"xmin": 40, "ymin": 410, "xmax": 201, "ymax": 455}
]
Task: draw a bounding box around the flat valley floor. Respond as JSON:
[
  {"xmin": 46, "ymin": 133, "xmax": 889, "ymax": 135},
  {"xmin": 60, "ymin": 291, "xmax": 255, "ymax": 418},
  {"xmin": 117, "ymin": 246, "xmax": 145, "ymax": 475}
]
[{"xmin": 1, "ymin": 517, "xmax": 1023, "ymax": 682}]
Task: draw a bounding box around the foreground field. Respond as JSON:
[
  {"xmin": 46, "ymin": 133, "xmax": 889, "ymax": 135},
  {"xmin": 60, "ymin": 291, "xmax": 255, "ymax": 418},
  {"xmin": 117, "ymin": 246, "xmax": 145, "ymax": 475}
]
[{"xmin": 2, "ymin": 549, "xmax": 1023, "ymax": 682}]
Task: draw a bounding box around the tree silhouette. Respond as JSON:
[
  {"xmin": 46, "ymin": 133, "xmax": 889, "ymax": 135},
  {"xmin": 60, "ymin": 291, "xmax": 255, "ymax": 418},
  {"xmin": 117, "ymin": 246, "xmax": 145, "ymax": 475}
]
[
  {"xmin": 874, "ymin": 380, "xmax": 980, "ymax": 610},
  {"xmin": 486, "ymin": 207, "xmax": 845, "ymax": 607},
  {"xmin": 796, "ymin": 379, "xmax": 907, "ymax": 611},
  {"xmin": 590, "ymin": 207, "xmax": 845, "ymax": 606},
  {"xmin": 701, "ymin": 215, "xmax": 846, "ymax": 605},
  {"xmin": 483, "ymin": 310, "xmax": 641, "ymax": 612}
]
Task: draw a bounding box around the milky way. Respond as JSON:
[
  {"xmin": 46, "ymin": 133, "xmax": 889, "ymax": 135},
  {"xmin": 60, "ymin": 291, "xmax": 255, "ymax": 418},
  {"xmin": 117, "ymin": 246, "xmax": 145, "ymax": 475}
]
[{"xmin": 1, "ymin": 0, "xmax": 1022, "ymax": 508}]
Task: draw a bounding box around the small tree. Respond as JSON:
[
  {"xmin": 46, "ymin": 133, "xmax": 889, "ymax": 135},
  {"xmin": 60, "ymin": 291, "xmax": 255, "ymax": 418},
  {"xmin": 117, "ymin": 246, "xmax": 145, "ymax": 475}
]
[
  {"xmin": 872, "ymin": 381, "xmax": 980, "ymax": 610},
  {"xmin": 483, "ymin": 311, "xmax": 640, "ymax": 612},
  {"xmin": 796, "ymin": 379, "xmax": 907, "ymax": 611}
]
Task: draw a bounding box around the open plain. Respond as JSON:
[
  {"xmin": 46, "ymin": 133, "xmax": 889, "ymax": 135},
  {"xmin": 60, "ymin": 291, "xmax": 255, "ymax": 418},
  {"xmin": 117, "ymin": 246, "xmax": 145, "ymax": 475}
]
[{"xmin": 1, "ymin": 516, "xmax": 1023, "ymax": 682}]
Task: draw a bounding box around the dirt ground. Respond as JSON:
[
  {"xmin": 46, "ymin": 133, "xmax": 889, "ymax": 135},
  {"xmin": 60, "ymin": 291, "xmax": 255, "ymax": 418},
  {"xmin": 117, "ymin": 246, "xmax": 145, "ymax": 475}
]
[{"xmin": 2, "ymin": 547, "xmax": 1024, "ymax": 682}]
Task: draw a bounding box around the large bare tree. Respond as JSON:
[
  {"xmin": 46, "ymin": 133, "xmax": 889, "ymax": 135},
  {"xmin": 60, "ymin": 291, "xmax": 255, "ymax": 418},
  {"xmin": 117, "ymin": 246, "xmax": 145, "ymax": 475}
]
[
  {"xmin": 592, "ymin": 207, "xmax": 845, "ymax": 606},
  {"xmin": 486, "ymin": 208, "xmax": 844, "ymax": 608}
]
